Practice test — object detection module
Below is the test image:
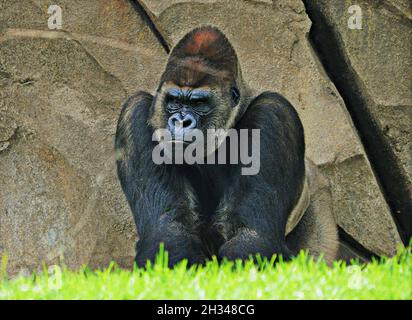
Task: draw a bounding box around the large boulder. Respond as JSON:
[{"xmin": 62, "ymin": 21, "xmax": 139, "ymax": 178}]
[
  {"xmin": 0, "ymin": 0, "xmax": 166, "ymax": 275},
  {"xmin": 305, "ymin": 0, "xmax": 411, "ymax": 243}
]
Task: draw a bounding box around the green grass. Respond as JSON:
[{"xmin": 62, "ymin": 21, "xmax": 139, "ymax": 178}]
[{"xmin": 0, "ymin": 245, "xmax": 411, "ymax": 300}]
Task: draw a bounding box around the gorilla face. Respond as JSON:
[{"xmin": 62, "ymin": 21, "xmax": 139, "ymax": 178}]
[
  {"xmin": 164, "ymin": 87, "xmax": 216, "ymax": 138},
  {"xmin": 157, "ymin": 83, "xmax": 241, "ymax": 137}
]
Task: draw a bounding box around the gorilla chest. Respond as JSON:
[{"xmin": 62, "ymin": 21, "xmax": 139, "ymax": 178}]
[{"xmin": 183, "ymin": 164, "xmax": 236, "ymax": 217}]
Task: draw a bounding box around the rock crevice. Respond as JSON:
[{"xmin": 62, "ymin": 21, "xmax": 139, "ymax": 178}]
[{"xmin": 303, "ymin": 0, "xmax": 412, "ymax": 244}]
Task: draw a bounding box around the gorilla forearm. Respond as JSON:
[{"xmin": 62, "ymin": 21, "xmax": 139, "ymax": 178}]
[
  {"xmin": 238, "ymin": 92, "xmax": 305, "ymax": 223},
  {"xmin": 213, "ymin": 92, "xmax": 306, "ymax": 260}
]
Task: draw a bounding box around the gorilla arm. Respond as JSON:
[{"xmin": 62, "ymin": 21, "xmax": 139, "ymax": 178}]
[
  {"xmin": 115, "ymin": 91, "xmax": 207, "ymax": 267},
  {"xmin": 214, "ymin": 92, "xmax": 307, "ymax": 260}
]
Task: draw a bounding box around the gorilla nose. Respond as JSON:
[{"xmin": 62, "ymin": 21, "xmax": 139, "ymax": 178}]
[{"xmin": 168, "ymin": 112, "xmax": 197, "ymax": 137}]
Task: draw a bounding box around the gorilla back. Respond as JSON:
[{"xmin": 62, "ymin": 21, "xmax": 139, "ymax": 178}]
[{"xmin": 115, "ymin": 26, "xmax": 338, "ymax": 267}]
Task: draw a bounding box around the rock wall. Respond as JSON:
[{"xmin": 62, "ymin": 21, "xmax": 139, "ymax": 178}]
[
  {"xmin": 0, "ymin": 0, "xmax": 409, "ymax": 274},
  {"xmin": 304, "ymin": 0, "xmax": 411, "ymax": 244}
]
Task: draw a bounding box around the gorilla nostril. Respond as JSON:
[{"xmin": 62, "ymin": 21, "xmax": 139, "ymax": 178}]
[
  {"xmin": 168, "ymin": 114, "xmax": 182, "ymax": 130},
  {"xmin": 182, "ymin": 119, "xmax": 192, "ymax": 128},
  {"xmin": 182, "ymin": 113, "xmax": 196, "ymax": 129}
]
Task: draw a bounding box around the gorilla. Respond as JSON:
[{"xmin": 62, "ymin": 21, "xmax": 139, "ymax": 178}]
[{"xmin": 115, "ymin": 26, "xmax": 338, "ymax": 267}]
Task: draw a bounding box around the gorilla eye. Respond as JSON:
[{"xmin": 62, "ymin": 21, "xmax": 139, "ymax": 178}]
[
  {"xmin": 165, "ymin": 96, "xmax": 181, "ymax": 113},
  {"xmin": 231, "ymin": 87, "xmax": 240, "ymax": 106},
  {"xmin": 166, "ymin": 96, "xmax": 180, "ymax": 104}
]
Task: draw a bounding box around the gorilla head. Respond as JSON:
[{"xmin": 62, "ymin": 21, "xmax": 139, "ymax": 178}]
[{"xmin": 149, "ymin": 27, "xmax": 248, "ymax": 147}]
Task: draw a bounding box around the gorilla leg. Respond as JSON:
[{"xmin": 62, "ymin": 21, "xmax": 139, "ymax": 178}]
[
  {"xmin": 115, "ymin": 92, "xmax": 206, "ymax": 267},
  {"xmin": 214, "ymin": 92, "xmax": 306, "ymax": 261}
]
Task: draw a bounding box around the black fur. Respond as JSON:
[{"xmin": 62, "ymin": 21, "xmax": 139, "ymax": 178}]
[{"xmin": 115, "ymin": 91, "xmax": 305, "ymax": 267}]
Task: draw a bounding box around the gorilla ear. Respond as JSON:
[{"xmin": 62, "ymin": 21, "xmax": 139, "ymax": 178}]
[{"xmin": 231, "ymin": 86, "xmax": 240, "ymax": 107}]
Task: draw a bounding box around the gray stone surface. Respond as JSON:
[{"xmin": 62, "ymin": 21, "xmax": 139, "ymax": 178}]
[
  {"xmin": 0, "ymin": 0, "xmax": 166, "ymax": 275},
  {"xmin": 142, "ymin": 0, "xmax": 274, "ymax": 15},
  {"xmin": 305, "ymin": 0, "xmax": 411, "ymax": 241}
]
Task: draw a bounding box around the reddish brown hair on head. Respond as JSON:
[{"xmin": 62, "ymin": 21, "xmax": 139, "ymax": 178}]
[
  {"xmin": 161, "ymin": 26, "xmax": 239, "ymax": 87},
  {"xmin": 183, "ymin": 29, "xmax": 220, "ymax": 55}
]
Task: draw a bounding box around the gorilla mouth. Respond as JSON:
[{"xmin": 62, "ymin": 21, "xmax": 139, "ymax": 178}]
[
  {"xmin": 167, "ymin": 139, "xmax": 190, "ymax": 145},
  {"xmin": 161, "ymin": 134, "xmax": 193, "ymax": 148},
  {"xmin": 168, "ymin": 126, "xmax": 198, "ymax": 144}
]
